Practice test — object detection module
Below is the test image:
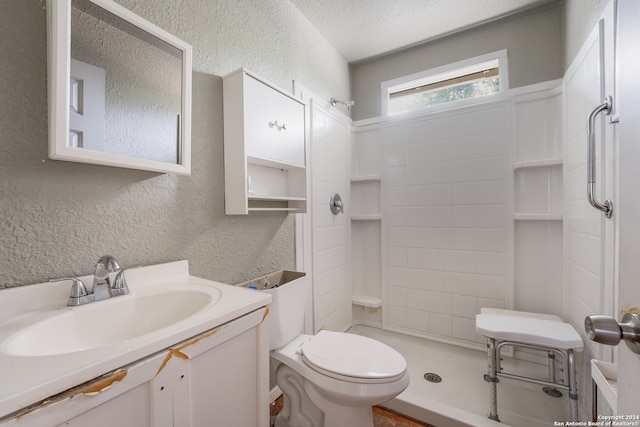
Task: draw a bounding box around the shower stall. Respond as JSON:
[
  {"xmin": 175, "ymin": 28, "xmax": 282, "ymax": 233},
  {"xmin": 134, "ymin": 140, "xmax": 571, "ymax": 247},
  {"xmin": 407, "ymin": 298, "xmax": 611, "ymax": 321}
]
[
  {"xmin": 306, "ymin": 79, "xmax": 564, "ymax": 342},
  {"xmin": 301, "ymin": 79, "xmax": 567, "ymax": 426}
]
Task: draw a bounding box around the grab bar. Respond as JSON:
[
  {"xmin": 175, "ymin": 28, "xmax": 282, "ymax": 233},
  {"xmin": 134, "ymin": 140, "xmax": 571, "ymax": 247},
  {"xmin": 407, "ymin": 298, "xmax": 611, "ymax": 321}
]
[{"xmin": 587, "ymin": 96, "xmax": 613, "ymax": 219}]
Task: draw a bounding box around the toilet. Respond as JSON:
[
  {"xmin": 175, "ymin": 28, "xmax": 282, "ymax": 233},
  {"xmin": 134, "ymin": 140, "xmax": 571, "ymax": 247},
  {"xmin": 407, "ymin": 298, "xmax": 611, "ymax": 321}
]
[{"xmin": 262, "ymin": 273, "xmax": 410, "ymax": 427}]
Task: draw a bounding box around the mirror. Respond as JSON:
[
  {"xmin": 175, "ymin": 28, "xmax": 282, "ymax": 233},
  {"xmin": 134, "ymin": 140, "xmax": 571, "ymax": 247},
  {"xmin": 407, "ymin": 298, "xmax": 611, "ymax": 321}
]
[{"xmin": 47, "ymin": 0, "xmax": 192, "ymax": 174}]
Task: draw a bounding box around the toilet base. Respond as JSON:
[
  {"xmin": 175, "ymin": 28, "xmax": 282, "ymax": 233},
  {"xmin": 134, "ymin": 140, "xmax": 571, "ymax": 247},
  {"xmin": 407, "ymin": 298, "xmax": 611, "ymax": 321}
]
[
  {"xmin": 275, "ymin": 364, "xmax": 324, "ymax": 427},
  {"xmin": 275, "ymin": 364, "xmax": 375, "ymax": 427}
]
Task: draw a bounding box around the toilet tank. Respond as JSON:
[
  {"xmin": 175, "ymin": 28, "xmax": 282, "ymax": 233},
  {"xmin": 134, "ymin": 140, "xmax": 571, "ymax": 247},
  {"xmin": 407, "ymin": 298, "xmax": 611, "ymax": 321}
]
[{"xmin": 238, "ymin": 270, "xmax": 307, "ymax": 350}]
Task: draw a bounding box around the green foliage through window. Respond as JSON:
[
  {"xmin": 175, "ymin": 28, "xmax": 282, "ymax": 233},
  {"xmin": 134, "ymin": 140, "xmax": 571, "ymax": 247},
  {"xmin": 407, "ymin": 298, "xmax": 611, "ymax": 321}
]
[{"xmin": 388, "ymin": 66, "xmax": 501, "ymax": 114}]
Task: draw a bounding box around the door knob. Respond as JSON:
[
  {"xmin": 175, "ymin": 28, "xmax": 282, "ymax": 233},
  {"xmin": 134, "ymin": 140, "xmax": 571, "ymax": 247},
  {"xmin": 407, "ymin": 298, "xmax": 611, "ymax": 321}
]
[{"xmin": 585, "ymin": 313, "xmax": 640, "ymax": 354}]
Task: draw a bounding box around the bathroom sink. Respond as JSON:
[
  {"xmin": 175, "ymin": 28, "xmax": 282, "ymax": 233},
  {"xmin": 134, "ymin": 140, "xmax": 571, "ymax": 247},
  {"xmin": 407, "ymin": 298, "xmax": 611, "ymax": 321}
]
[
  {"xmin": 1, "ymin": 285, "xmax": 220, "ymax": 357},
  {"xmin": 0, "ymin": 260, "xmax": 272, "ymax": 421}
]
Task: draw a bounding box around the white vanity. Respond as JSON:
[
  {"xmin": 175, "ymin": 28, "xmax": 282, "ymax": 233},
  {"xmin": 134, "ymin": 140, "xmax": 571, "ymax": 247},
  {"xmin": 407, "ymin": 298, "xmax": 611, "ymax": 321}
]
[{"xmin": 0, "ymin": 261, "xmax": 271, "ymax": 426}]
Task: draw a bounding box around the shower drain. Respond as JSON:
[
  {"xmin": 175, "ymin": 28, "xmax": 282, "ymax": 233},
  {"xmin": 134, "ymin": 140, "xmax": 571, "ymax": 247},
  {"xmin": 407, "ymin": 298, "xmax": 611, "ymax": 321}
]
[{"xmin": 423, "ymin": 373, "xmax": 442, "ymax": 383}]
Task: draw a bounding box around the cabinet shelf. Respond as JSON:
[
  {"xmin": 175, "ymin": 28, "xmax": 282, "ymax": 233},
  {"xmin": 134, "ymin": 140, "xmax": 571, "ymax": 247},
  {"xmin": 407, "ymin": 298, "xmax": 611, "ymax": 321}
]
[
  {"xmin": 248, "ymin": 208, "xmax": 301, "ymax": 212},
  {"xmin": 248, "ymin": 155, "xmax": 306, "ymax": 170},
  {"xmin": 249, "ymin": 195, "xmax": 306, "ymax": 202},
  {"xmin": 514, "ymin": 213, "xmax": 563, "ymax": 220}
]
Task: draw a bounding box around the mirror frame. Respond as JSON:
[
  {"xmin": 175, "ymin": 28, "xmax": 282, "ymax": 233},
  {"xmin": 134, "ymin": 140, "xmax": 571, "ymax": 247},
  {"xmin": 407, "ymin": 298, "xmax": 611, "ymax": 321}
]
[{"xmin": 47, "ymin": 0, "xmax": 192, "ymax": 175}]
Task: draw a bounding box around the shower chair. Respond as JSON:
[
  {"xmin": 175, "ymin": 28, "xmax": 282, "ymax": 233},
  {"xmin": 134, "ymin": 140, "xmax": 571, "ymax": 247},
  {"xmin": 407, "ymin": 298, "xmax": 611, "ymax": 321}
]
[{"xmin": 476, "ymin": 308, "xmax": 584, "ymax": 422}]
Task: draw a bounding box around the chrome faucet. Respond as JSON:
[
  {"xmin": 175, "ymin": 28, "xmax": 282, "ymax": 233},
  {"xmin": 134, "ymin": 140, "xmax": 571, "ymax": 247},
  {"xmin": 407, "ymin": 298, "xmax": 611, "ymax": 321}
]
[
  {"xmin": 60, "ymin": 255, "xmax": 130, "ymax": 306},
  {"xmin": 92, "ymin": 255, "xmax": 121, "ymax": 301}
]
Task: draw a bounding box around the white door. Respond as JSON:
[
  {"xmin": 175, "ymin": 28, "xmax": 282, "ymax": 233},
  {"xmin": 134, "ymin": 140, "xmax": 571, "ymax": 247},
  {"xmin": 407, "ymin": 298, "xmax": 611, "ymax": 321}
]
[
  {"xmin": 614, "ymin": 0, "xmax": 640, "ymax": 414},
  {"xmin": 69, "ymin": 59, "xmax": 105, "ymax": 151},
  {"xmin": 563, "ymin": 0, "xmax": 618, "ymax": 418}
]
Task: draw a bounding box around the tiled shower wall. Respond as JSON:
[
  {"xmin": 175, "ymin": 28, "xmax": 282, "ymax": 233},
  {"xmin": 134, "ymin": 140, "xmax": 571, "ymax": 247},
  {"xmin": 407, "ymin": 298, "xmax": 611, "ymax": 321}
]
[
  {"xmin": 383, "ymin": 103, "xmax": 509, "ymax": 346},
  {"xmin": 311, "ymin": 102, "xmax": 352, "ymax": 333}
]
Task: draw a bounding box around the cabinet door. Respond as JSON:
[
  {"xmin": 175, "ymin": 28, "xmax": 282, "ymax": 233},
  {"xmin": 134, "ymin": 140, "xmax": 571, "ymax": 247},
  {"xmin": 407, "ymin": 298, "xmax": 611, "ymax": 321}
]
[
  {"xmin": 243, "ymin": 75, "xmax": 279, "ymax": 161},
  {"xmin": 57, "ymin": 385, "xmax": 153, "ymax": 427},
  {"xmin": 2, "ymin": 356, "xmax": 164, "ymax": 427},
  {"xmin": 243, "ymin": 74, "xmax": 305, "ymax": 166},
  {"xmin": 179, "ymin": 307, "xmax": 270, "ymax": 427},
  {"xmin": 276, "ymin": 94, "xmax": 305, "ymax": 166}
]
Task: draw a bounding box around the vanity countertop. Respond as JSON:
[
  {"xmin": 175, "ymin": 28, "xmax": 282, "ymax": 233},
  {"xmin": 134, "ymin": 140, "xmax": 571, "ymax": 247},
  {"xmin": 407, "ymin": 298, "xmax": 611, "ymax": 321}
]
[{"xmin": 0, "ymin": 260, "xmax": 271, "ymax": 420}]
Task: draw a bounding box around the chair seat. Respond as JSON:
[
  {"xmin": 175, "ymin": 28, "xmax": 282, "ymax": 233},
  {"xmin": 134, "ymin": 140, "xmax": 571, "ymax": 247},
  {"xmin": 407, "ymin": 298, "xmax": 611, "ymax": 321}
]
[{"xmin": 476, "ymin": 314, "xmax": 584, "ymax": 351}]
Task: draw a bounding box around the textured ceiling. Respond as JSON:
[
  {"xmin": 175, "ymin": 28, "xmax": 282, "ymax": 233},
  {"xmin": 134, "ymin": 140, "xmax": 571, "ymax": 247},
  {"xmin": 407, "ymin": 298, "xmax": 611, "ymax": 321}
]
[{"xmin": 288, "ymin": 0, "xmax": 559, "ymax": 62}]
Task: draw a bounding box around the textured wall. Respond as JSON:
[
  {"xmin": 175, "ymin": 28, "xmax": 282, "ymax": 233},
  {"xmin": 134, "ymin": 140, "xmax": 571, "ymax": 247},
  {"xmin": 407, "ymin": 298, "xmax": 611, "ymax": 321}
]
[
  {"xmin": 0, "ymin": 0, "xmax": 349, "ymax": 288},
  {"xmin": 350, "ymin": 2, "xmax": 564, "ymax": 121}
]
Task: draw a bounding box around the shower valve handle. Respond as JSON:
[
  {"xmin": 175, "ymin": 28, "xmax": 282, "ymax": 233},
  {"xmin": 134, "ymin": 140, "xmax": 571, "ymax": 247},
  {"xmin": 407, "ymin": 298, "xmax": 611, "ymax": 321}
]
[{"xmin": 329, "ymin": 193, "xmax": 344, "ymax": 215}]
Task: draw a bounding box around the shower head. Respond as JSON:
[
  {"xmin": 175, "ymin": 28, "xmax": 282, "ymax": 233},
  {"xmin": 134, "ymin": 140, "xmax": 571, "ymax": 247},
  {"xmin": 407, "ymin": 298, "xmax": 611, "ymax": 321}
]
[{"xmin": 330, "ymin": 97, "xmax": 355, "ymax": 110}]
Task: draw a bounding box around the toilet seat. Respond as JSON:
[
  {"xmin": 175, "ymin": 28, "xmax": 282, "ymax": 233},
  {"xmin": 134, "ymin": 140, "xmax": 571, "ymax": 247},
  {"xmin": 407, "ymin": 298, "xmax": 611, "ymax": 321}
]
[{"xmin": 299, "ymin": 330, "xmax": 407, "ymax": 384}]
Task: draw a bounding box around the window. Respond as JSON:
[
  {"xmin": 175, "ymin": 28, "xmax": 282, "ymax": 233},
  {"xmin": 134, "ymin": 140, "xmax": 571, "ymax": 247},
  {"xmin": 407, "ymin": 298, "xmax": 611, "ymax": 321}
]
[{"xmin": 382, "ymin": 51, "xmax": 508, "ymax": 115}]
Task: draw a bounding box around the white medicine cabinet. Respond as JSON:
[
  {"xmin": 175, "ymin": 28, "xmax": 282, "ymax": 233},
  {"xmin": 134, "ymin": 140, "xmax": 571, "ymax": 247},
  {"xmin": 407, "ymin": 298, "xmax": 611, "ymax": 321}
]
[
  {"xmin": 47, "ymin": 0, "xmax": 193, "ymax": 175},
  {"xmin": 223, "ymin": 69, "xmax": 308, "ymax": 214}
]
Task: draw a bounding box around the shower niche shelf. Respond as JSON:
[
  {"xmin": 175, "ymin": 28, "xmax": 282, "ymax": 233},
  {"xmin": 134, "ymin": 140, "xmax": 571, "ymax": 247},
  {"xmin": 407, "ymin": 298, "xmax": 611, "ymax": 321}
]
[
  {"xmin": 351, "ymin": 215, "xmax": 382, "ymax": 221},
  {"xmin": 352, "ymin": 294, "xmax": 382, "ymax": 308},
  {"xmin": 223, "ymin": 68, "xmax": 308, "ymax": 215},
  {"xmin": 512, "ymin": 83, "xmax": 564, "ymax": 315},
  {"xmin": 513, "ymin": 161, "xmax": 563, "ymax": 221},
  {"xmin": 351, "ymin": 175, "xmax": 381, "ymax": 182},
  {"xmin": 513, "ymin": 213, "xmax": 563, "ymax": 221},
  {"xmin": 350, "ymin": 125, "xmax": 383, "ymax": 326},
  {"xmin": 512, "ymin": 158, "xmax": 562, "ymax": 170},
  {"xmin": 512, "ymin": 85, "xmax": 563, "ymax": 222},
  {"xmin": 350, "ymin": 178, "xmax": 381, "ymax": 219}
]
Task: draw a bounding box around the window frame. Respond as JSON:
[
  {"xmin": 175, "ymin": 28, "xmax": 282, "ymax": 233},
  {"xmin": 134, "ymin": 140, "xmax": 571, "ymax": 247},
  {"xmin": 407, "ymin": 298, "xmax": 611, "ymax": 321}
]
[{"xmin": 381, "ymin": 50, "xmax": 509, "ymax": 117}]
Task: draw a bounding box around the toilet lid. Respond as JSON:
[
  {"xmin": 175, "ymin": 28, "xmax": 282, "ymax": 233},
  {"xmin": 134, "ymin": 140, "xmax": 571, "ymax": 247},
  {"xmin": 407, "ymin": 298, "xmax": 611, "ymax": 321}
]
[{"xmin": 300, "ymin": 330, "xmax": 406, "ymax": 382}]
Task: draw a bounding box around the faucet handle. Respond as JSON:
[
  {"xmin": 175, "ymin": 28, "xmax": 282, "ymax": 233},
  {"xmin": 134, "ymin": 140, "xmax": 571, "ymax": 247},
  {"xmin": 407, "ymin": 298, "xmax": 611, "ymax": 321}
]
[
  {"xmin": 68, "ymin": 278, "xmax": 94, "ymax": 306},
  {"xmin": 50, "ymin": 278, "xmax": 94, "ymax": 306},
  {"xmin": 111, "ymin": 269, "xmax": 130, "ymax": 297},
  {"xmin": 68, "ymin": 278, "xmax": 89, "ymax": 298}
]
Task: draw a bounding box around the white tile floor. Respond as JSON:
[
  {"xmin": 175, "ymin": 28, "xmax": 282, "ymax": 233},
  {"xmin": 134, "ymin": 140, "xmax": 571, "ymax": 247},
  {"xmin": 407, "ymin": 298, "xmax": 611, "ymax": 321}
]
[{"xmin": 350, "ymin": 325, "xmax": 573, "ymax": 427}]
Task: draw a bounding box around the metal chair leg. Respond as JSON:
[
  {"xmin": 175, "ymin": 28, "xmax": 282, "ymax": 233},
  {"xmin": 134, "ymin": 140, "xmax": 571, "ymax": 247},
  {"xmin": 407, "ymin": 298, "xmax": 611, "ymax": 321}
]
[
  {"xmin": 487, "ymin": 338, "xmax": 500, "ymax": 422},
  {"xmin": 543, "ymin": 351, "xmax": 563, "ymax": 397},
  {"xmin": 567, "ymin": 349, "xmax": 579, "ymax": 422}
]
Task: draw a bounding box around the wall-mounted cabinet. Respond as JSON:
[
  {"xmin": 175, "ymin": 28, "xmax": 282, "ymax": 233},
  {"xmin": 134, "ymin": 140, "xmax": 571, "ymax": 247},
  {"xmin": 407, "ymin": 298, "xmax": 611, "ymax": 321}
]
[{"xmin": 223, "ymin": 69, "xmax": 308, "ymax": 214}]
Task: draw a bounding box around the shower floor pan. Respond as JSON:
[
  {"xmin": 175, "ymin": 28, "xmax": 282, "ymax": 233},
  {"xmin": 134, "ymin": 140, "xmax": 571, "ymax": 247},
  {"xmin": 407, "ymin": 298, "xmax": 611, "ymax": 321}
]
[{"xmin": 349, "ymin": 325, "xmax": 570, "ymax": 427}]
